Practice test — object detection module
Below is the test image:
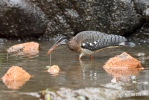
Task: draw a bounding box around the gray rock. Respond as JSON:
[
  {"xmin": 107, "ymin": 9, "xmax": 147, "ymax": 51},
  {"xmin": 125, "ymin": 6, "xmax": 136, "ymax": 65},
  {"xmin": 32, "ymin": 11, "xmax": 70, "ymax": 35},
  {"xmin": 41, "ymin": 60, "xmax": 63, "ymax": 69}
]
[
  {"xmin": 130, "ymin": 0, "xmax": 149, "ymax": 42},
  {"xmin": 0, "ymin": 0, "xmax": 146, "ymax": 39},
  {"xmin": 42, "ymin": 0, "xmax": 142, "ymax": 38},
  {"xmin": 0, "ymin": 0, "xmax": 47, "ymax": 39}
]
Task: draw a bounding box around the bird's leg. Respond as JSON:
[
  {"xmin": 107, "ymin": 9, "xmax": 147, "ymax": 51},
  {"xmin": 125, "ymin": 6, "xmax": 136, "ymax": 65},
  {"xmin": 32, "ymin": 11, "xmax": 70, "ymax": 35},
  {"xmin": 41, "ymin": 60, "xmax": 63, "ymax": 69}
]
[
  {"xmin": 90, "ymin": 55, "xmax": 93, "ymax": 59},
  {"xmin": 79, "ymin": 53, "xmax": 84, "ymax": 60},
  {"xmin": 78, "ymin": 57, "xmax": 81, "ymax": 60}
]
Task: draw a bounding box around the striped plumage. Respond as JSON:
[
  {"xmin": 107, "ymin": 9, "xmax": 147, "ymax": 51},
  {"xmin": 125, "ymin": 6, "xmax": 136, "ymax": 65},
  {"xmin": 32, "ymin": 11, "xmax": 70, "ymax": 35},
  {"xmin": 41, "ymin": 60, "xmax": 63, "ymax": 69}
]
[
  {"xmin": 73, "ymin": 31, "xmax": 126, "ymax": 51},
  {"xmin": 47, "ymin": 31, "xmax": 135, "ymax": 60}
]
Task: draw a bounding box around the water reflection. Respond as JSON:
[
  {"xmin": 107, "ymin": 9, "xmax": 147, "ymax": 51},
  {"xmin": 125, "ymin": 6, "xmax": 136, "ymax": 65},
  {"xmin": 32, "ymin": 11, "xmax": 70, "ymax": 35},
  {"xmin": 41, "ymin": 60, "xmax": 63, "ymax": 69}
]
[
  {"xmin": 103, "ymin": 68, "xmax": 149, "ymax": 99},
  {"xmin": 2, "ymin": 80, "xmax": 27, "ymax": 90},
  {"xmin": 79, "ymin": 60, "xmax": 108, "ymax": 87},
  {"xmin": 104, "ymin": 67, "xmax": 143, "ymax": 82},
  {"xmin": 7, "ymin": 51, "xmax": 39, "ymax": 58},
  {"xmin": 77, "ymin": 55, "xmax": 149, "ymax": 99}
]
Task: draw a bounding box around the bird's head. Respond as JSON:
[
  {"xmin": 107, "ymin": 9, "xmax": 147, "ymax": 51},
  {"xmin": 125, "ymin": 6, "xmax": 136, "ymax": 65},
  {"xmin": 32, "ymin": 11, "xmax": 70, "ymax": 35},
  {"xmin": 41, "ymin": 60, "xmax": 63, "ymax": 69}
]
[{"xmin": 47, "ymin": 36, "xmax": 68, "ymax": 54}]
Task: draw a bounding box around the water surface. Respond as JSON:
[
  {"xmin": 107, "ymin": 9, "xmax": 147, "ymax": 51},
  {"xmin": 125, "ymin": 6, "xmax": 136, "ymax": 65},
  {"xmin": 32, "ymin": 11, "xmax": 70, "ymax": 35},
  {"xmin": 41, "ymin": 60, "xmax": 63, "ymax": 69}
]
[{"xmin": 0, "ymin": 40, "xmax": 149, "ymax": 100}]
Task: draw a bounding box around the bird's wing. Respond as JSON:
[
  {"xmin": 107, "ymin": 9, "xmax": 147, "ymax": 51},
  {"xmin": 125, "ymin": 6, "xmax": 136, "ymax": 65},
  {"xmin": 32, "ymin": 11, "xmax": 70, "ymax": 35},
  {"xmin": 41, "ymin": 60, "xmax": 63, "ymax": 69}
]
[{"xmin": 77, "ymin": 31, "xmax": 127, "ymax": 51}]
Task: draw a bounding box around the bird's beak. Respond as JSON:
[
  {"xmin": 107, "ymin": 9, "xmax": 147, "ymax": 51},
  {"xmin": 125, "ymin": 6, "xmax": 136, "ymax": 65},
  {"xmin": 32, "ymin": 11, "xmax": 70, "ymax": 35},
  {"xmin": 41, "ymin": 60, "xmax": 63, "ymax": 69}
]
[
  {"xmin": 47, "ymin": 36, "xmax": 67, "ymax": 54},
  {"xmin": 47, "ymin": 41, "xmax": 61, "ymax": 54}
]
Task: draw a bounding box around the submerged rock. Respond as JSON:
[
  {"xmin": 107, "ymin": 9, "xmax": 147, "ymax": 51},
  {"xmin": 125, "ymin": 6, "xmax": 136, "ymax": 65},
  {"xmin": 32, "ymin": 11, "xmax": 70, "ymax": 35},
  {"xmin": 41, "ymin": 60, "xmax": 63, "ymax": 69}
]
[
  {"xmin": 46, "ymin": 65, "xmax": 60, "ymax": 75},
  {"xmin": 38, "ymin": 84, "xmax": 149, "ymax": 100}
]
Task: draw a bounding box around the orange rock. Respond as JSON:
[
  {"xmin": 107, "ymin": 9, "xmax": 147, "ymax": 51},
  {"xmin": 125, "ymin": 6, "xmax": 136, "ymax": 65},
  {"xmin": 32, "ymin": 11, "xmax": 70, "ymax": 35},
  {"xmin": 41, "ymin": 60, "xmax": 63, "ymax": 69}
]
[
  {"xmin": 1, "ymin": 66, "xmax": 31, "ymax": 89},
  {"xmin": 47, "ymin": 65, "xmax": 60, "ymax": 75},
  {"xmin": 1, "ymin": 66, "xmax": 31, "ymax": 81},
  {"xmin": 7, "ymin": 42, "xmax": 39, "ymax": 56},
  {"xmin": 103, "ymin": 52, "xmax": 143, "ymax": 68}
]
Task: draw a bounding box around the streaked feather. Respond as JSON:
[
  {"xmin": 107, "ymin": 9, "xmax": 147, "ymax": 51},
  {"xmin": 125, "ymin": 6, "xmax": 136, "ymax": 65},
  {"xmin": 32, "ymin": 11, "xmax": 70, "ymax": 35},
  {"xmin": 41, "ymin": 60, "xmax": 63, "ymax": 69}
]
[{"xmin": 73, "ymin": 31, "xmax": 127, "ymax": 51}]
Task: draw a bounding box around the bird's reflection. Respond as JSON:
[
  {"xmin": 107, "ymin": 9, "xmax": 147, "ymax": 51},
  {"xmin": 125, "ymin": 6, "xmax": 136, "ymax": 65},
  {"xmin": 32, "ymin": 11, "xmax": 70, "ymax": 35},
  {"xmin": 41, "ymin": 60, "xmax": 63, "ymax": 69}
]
[{"xmin": 78, "ymin": 60, "xmax": 107, "ymax": 86}]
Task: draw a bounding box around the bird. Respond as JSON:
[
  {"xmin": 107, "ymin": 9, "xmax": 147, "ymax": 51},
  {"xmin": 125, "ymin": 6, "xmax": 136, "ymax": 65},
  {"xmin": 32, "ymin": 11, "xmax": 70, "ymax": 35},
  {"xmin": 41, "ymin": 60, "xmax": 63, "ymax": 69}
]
[{"xmin": 47, "ymin": 31, "xmax": 135, "ymax": 60}]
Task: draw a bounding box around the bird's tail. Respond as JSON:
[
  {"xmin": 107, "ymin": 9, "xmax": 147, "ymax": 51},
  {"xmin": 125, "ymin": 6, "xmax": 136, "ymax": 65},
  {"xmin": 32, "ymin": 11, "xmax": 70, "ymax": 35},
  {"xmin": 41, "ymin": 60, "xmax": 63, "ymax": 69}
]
[{"xmin": 119, "ymin": 42, "xmax": 135, "ymax": 47}]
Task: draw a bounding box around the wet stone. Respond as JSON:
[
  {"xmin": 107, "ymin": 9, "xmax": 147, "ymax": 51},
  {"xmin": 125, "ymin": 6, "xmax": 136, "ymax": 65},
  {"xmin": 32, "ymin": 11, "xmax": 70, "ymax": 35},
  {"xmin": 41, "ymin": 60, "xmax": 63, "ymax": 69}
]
[{"xmin": 103, "ymin": 52, "xmax": 143, "ymax": 68}]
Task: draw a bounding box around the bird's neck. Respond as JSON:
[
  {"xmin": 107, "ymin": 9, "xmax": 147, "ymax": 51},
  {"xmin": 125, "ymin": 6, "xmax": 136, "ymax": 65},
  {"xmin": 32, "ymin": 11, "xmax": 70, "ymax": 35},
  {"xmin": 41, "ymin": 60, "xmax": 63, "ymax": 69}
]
[{"xmin": 66, "ymin": 40, "xmax": 81, "ymax": 53}]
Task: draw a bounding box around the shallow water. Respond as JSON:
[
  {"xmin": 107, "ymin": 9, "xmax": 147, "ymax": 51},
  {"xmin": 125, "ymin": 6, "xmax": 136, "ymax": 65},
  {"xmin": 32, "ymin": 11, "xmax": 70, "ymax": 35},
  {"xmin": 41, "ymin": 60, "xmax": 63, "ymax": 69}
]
[{"xmin": 0, "ymin": 40, "xmax": 149, "ymax": 100}]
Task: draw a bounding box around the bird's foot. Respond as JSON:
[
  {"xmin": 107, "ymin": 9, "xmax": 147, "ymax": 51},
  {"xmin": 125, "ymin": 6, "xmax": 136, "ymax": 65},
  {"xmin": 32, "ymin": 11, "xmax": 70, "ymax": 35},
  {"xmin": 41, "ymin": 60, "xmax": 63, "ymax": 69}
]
[{"xmin": 78, "ymin": 57, "xmax": 81, "ymax": 60}]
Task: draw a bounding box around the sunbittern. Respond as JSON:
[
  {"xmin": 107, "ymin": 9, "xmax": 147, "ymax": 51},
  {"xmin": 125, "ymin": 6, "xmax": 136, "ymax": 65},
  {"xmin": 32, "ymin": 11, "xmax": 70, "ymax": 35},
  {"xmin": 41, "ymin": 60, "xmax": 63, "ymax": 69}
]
[{"xmin": 47, "ymin": 31, "xmax": 135, "ymax": 60}]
